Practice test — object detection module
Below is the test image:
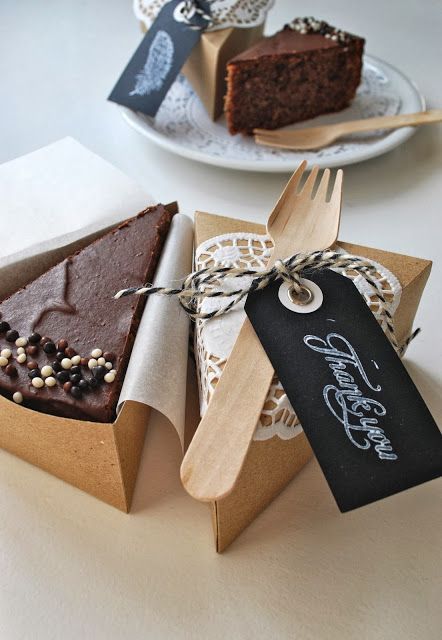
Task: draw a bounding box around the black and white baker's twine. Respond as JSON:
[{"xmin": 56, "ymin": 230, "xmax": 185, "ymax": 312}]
[{"xmin": 115, "ymin": 249, "xmax": 420, "ymax": 356}]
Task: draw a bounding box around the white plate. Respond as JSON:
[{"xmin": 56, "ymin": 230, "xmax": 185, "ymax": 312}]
[{"xmin": 121, "ymin": 54, "xmax": 425, "ymax": 173}]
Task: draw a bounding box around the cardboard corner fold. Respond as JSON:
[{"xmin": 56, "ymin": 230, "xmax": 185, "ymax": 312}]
[
  {"xmin": 182, "ymin": 25, "xmax": 264, "ymax": 120},
  {"xmin": 193, "ymin": 210, "xmax": 433, "ymax": 552}
]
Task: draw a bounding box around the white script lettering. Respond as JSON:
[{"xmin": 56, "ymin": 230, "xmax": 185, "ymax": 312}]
[{"xmin": 303, "ymin": 333, "xmax": 398, "ymax": 461}]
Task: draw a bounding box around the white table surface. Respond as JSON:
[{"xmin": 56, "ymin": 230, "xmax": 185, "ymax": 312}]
[{"xmin": 1, "ymin": 1, "xmax": 441, "ymax": 639}]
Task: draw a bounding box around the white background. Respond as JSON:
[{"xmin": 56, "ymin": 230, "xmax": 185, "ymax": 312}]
[{"xmin": 0, "ymin": 1, "xmax": 441, "ymax": 638}]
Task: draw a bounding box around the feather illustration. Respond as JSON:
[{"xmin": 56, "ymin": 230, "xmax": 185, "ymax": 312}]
[{"xmin": 129, "ymin": 30, "xmax": 174, "ymax": 97}]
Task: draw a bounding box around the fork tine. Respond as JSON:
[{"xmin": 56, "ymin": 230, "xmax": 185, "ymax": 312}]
[
  {"xmin": 330, "ymin": 169, "xmax": 344, "ymax": 206},
  {"xmin": 299, "ymin": 165, "xmax": 320, "ymax": 197},
  {"xmin": 317, "ymin": 169, "xmax": 343, "ymax": 247},
  {"xmin": 314, "ymin": 168, "xmax": 331, "ymax": 201},
  {"xmin": 267, "ymin": 160, "xmax": 307, "ymax": 225}
]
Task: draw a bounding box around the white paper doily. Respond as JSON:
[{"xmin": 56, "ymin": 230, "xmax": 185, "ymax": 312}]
[
  {"xmin": 122, "ymin": 55, "xmax": 425, "ymax": 172},
  {"xmin": 194, "ymin": 233, "xmax": 402, "ymax": 442},
  {"xmin": 134, "ymin": 0, "xmax": 275, "ymax": 31}
]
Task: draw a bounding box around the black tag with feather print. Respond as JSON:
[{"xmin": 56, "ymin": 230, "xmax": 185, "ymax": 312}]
[{"xmin": 108, "ymin": 0, "xmax": 211, "ymax": 116}]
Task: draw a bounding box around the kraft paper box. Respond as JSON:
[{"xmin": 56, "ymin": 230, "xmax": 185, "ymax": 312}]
[
  {"xmin": 193, "ymin": 211, "xmax": 432, "ymax": 552},
  {"xmin": 0, "ymin": 138, "xmax": 195, "ymax": 512},
  {"xmin": 0, "ymin": 202, "xmax": 182, "ymax": 512},
  {"xmin": 140, "ymin": 24, "xmax": 264, "ymax": 120}
]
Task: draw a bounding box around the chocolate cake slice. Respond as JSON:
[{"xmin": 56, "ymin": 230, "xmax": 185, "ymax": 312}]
[
  {"xmin": 225, "ymin": 17, "xmax": 365, "ymax": 135},
  {"xmin": 0, "ymin": 204, "xmax": 174, "ymax": 422}
]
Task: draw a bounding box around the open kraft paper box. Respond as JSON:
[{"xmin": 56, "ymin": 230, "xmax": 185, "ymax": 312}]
[
  {"xmin": 0, "ymin": 138, "xmax": 202, "ymax": 513},
  {"xmin": 193, "ymin": 211, "xmax": 432, "ymax": 552},
  {"xmin": 0, "ymin": 201, "xmax": 180, "ymax": 513}
]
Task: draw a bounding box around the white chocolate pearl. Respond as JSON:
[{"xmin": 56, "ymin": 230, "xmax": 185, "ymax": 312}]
[
  {"xmin": 110, "ymin": 369, "xmax": 117, "ymax": 375},
  {"xmin": 61, "ymin": 358, "xmax": 72, "ymax": 369},
  {"xmin": 105, "ymin": 362, "xmax": 112, "ymax": 370},
  {"xmin": 71, "ymin": 355, "xmax": 81, "ymax": 365},
  {"xmin": 91, "ymin": 348, "xmax": 102, "ymax": 359},
  {"xmin": 31, "ymin": 377, "xmax": 44, "ymax": 388},
  {"xmin": 104, "ymin": 372, "xmax": 115, "ymax": 383},
  {"xmin": 17, "ymin": 347, "xmax": 25, "ymax": 355},
  {"xmin": 1, "ymin": 348, "xmax": 12, "ymax": 359},
  {"xmin": 41, "ymin": 365, "xmax": 53, "ymax": 378},
  {"xmin": 15, "ymin": 336, "xmax": 28, "ymax": 347},
  {"xmin": 0, "ymin": 356, "xmax": 8, "ymax": 367},
  {"xmin": 13, "ymin": 391, "xmax": 23, "ymax": 404},
  {"xmin": 16, "ymin": 353, "xmax": 27, "ymax": 364},
  {"xmin": 97, "ymin": 357, "xmax": 106, "ymax": 366},
  {"xmin": 45, "ymin": 376, "xmax": 57, "ymax": 387},
  {"xmin": 88, "ymin": 358, "xmax": 98, "ymax": 369}
]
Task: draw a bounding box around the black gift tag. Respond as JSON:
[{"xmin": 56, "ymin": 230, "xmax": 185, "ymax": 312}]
[
  {"xmin": 108, "ymin": 0, "xmax": 210, "ymax": 116},
  {"xmin": 245, "ymin": 270, "xmax": 442, "ymax": 512}
]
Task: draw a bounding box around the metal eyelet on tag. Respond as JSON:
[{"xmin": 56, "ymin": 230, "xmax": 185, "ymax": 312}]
[
  {"xmin": 173, "ymin": 1, "xmax": 196, "ymax": 23},
  {"xmin": 278, "ymin": 278, "xmax": 323, "ymax": 314}
]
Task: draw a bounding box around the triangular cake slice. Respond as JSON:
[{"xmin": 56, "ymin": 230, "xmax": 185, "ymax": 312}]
[
  {"xmin": 0, "ymin": 204, "xmax": 174, "ymax": 422},
  {"xmin": 225, "ymin": 17, "xmax": 365, "ymax": 134}
]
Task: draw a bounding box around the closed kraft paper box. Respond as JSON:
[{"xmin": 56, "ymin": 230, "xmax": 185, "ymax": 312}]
[{"xmin": 193, "ymin": 211, "xmax": 432, "ymax": 552}]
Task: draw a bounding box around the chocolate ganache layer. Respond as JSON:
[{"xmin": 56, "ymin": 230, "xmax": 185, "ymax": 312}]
[{"xmin": 0, "ymin": 204, "xmax": 174, "ymax": 422}]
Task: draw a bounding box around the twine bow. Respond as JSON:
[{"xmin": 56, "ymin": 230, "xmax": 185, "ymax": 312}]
[{"xmin": 115, "ymin": 249, "xmax": 420, "ymax": 356}]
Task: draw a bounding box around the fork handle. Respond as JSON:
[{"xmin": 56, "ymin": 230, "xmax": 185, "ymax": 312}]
[
  {"xmin": 336, "ymin": 109, "xmax": 442, "ymax": 134},
  {"xmin": 181, "ymin": 316, "xmax": 275, "ymax": 501}
]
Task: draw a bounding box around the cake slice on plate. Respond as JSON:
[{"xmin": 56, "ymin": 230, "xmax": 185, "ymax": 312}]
[
  {"xmin": 0, "ymin": 204, "xmax": 174, "ymax": 422},
  {"xmin": 225, "ymin": 17, "xmax": 365, "ymax": 135}
]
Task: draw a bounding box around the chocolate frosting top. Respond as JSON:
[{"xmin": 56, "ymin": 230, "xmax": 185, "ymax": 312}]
[
  {"xmin": 230, "ymin": 18, "xmax": 363, "ymax": 63},
  {"xmin": 0, "ymin": 204, "xmax": 174, "ymax": 422},
  {"xmin": 231, "ymin": 30, "xmax": 337, "ymax": 62}
]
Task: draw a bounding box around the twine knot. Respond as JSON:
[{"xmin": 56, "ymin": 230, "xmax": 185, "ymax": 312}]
[{"xmin": 114, "ymin": 249, "xmax": 420, "ymax": 356}]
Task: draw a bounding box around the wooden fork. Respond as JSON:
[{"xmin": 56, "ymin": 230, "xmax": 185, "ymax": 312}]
[
  {"xmin": 254, "ymin": 110, "xmax": 442, "ymax": 150},
  {"xmin": 181, "ymin": 162, "xmax": 343, "ymax": 502}
]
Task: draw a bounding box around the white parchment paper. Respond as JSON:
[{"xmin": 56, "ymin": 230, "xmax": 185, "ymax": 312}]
[
  {"xmin": 0, "ymin": 138, "xmax": 193, "ymax": 444},
  {"xmin": 118, "ymin": 214, "xmax": 193, "ymax": 447}
]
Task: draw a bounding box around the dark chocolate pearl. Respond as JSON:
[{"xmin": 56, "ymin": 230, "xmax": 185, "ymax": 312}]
[
  {"xmin": 70, "ymin": 385, "xmax": 82, "ymax": 399},
  {"xmin": 43, "ymin": 341, "xmax": 56, "ymax": 354},
  {"xmin": 80, "ymin": 357, "xmax": 89, "ymax": 367},
  {"xmin": 78, "ymin": 379, "xmax": 89, "ymax": 392},
  {"xmin": 70, "ymin": 373, "xmax": 81, "ymax": 385},
  {"xmin": 27, "ymin": 360, "xmax": 39, "ymax": 370},
  {"xmin": 56, "ymin": 371, "xmax": 70, "ymax": 383},
  {"xmin": 70, "ymin": 365, "xmax": 81, "ymax": 376},
  {"xmin": 51, "ymin": 360, "xmax": 62, "ymax": 372},
  {"xmin": 92, "ymin": 365, "xmax": 106, "ymax": 380},
  {"xmin": 28, "ymin": 332, "xmax": 41, "ymax": 344},
  {"xmin": 6, "ymin": 329, "xmax": 19, "ymax": 343},
  {"xmin": 28, "ymin": 369, "xmax": 41, "ymax": 379},
  {"xmin": 103, "ymin": 351, "xmax": 116, "ymax": 363},
  {"xmin": 26, "ymin": 345, "xmax": 39, "ymax": 356},
  {"xmin": 88, "ymin": 377, "xmax": 99, "ymax": 389},
  {"xmin": 5, "ymin": 364, "xmax": 17, "ymax": 377},
  {"xmin": 0, "ymin": 321, "xmax": 11, "ymax": 333},
  {"xmin": 57, "ymin": 339, "xmax": 68, "ymax": 351},
  {"xmin": 40, "ymin": 336, "xmax": 51, "ymax": 345},
  {"xmin": 65, "ymin": 347, "xmax": 77, "ymax": 358},
  {"xmin": 63, "ymin": 381, "xmax": 72, "ymax": 393},
  {"xmin": 55, "ymin": 351, "xmax": 65, "ymax": 361}
]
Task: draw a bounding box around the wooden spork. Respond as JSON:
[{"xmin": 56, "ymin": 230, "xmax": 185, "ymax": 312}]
[
  {"xmin": 254, "ymin": 110, "xmax": 442, "ymax": 150},
  {"xmin": 181, "ymin": 161, "xmax": 343, "ymax": 501}
]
